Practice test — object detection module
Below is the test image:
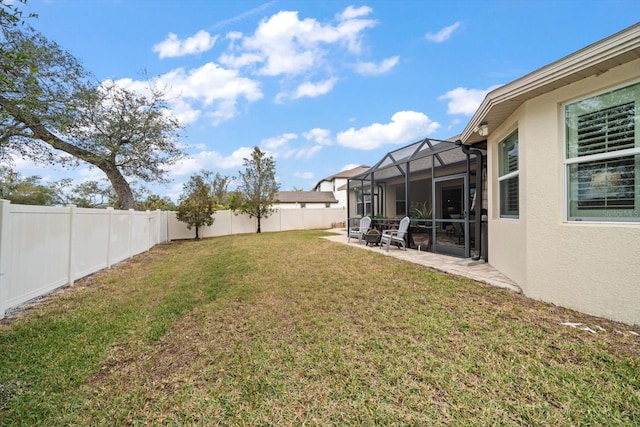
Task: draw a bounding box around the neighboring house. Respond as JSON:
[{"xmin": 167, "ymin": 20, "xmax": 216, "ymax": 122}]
[
  {"xmin": 347, "ymin": 23, "xmax": 640, "ymax": 325},
  {"xmin": 274, "ymin": 191, "xmax": 338, "ymax": 209},
  {"xmin": 313, "ymin": 166, "xmax": 370, "ymax": 208}
]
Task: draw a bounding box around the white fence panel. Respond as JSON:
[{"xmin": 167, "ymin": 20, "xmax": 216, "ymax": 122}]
[
  {"xmin": 277, "ymin": 209, "xmax": 303, "ymax": 231},
  {"xmin": 0, "ymin": 201, "xmax": 170, "ymax": 319},
  {"xmin": 2, "ymin": 204, "xmax": 71, "ymax": 313},
  {"xmin": 110, "ymin": 210, "xmax": 133, "ymax": 265},
  {"xmin": 167, "ymin": 207, "xmax": 346, "ymax": 240},
  {"xmin": 131, "ymin": 211, "xmax": 150, "ymax": 256},
  {"xmin": 73, "ymin": 207, "xmax": 110, "ymax": 279}
]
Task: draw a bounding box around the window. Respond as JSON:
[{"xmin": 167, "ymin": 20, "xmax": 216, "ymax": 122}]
[
  {"xmin": 356, "ymin": 190, "xmax": 371, "ymax": 216},
  {"xmin": 498, "ymin": 131, "xmax": 519, "ymax": 218},
  {"xmin": 565, "ymin": 82, "xmax": 640, "ymax": 221}
]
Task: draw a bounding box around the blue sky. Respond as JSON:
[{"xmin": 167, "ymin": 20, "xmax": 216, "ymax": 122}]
[{"xmin": 14, "ymin": 0, "xmax": 640, "ymax": 200}]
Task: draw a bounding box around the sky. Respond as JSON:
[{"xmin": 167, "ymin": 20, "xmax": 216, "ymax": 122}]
[{"xmin": 13, "ymin": 0, "xmax": 640, "ymax": 201}]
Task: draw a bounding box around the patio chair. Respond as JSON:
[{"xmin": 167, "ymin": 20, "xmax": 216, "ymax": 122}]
[
  {"xmin": 348, "ymin": 216, "xmax": 371, "ymax": 243},
  {"xmin": 380, "ymin": 216, "xmax": 410, "ymax": 252}
]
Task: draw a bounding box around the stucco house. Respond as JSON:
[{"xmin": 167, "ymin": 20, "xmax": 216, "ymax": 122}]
[
  {"xmin": 348, "ymin": 23, "xmax": 640, "ymax": 325},
  {"xmin": 460, "ymin": 22, "xmax": 640, "ymax": 325},
  {"xmin": 314, "ymin": 166, "xmax": 370, "ymax": 208}
]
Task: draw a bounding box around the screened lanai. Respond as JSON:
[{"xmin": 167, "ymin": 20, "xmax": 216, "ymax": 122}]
[{"xmin": 347, "ymin": 137, "xmax": 487, "ymax": 259}]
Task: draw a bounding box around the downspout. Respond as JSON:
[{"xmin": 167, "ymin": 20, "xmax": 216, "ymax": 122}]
[{"xmin": 457, "ymin": 140, "xmax": 484, "ymax": 261}]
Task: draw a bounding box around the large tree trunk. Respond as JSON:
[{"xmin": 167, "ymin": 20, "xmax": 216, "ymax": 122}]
[
  {"xmin": 257, "ymin": 214, "xmax": 261, "ymax": 233},
  {"xmin": 98, "ymin": 162, "xmax": 135, "ymax": 209},
  {"xmin": 0, "ymin": 96, "xmax": 136, "ymax": 209}
]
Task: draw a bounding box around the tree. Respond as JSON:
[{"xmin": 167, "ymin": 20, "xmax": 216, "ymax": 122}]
[
  {"xmin": 0, "ymin": 16, "xmax": 184, "ymax": 210},
  {"xmin": 176, "ymin": 173, "xmax": 216, "ymax": 239},
  {"xmin": 0, "ymin": 0, "xmax": 37, "ymax": 92},
  {"xmin": 65, "ymin": 179, "xmax": 116, "ymax": 208},
  {"xmin": 137, "ymin": 194, "xmax": 177, "ymax": 211},
  {"xmin": 231, "ymin": 147, "xmax": 279, "ymax": 233},
  {"xmin": 210, "ymin": 171, "xmax": 234, "ymax": 208},
  {"xmin": 0, "ymin": 165, "xmax": 59, "ymax": 205}
]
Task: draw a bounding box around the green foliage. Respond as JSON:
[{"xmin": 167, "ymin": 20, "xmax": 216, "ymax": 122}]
[
  {"xmin": 176, "ymin": 172, "xmax": 216, "ymax": 239},
  {"xmin": 136, "ymin": 194, "xmax": 177, "ymax": 211},
  {"xmin": 232, "ymin": 147, "xmax": 279, "ymax": 233},
  {"xmin": 0, "ymin": 0, "xmax": 37, "ymax": 96},
  {"xmin": 410, "ymin": 200, "xmax": 432, "ymax": 219},
  {"xmin": 65, "ymin": 180, "xmax": 116, "ymax": 208},
  {"xmin": 0, "ymin": 15, "xmax": 184, "ymax": 209},
  {"xmin": 209, "ymin": 171, "xmax": 234, "ymax": 207},
  {"xmin": 0, "ymin": 166, "xmax": 59, "ymax": 205}
]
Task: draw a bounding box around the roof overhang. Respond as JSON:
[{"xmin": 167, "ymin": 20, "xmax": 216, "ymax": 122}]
[{"xmin": 460, "ymin": 22, "xmax": 640, "ymax": 145}]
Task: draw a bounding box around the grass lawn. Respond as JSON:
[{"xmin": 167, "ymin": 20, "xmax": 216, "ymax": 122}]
[{"xmin": 1, "ymin": 230, "xmax": 639, "ymax": 426}]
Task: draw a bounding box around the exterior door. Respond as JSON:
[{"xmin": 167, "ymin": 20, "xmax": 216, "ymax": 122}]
[{"xmin": 432, "ymin": 173, "xmax": 469, "ymax": 257}]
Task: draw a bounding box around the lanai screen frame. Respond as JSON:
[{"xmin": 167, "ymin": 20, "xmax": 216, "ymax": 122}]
[{"xmin": 347, "ymin": 137, "xmax": 485, "ymax": 258}]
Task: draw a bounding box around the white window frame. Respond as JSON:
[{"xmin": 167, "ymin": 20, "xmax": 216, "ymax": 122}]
[
  {"xmin": 563, "ymin": 81, "xmax": 640, "ymax": 222},
  {"xmin": 498, "ymin": 131, "xmax": 519, "ymax": 219},
  {"xmin": 356, "ymin": 190, "xmax": 372, "ymax": 217}
]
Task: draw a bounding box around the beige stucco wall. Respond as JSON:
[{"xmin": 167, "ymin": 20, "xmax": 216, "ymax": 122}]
[{"xmin": 487, "ymin": 58, "xmax": 640, "ymax": 325}]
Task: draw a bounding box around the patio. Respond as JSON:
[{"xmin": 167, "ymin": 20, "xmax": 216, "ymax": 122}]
[
  {"xmin": 324, "ymin": 228, "xmax": 520, "ymax": 293},
  {"xmin": 345, "ymin": 137, "xmax": 486, "ymax": 259}
]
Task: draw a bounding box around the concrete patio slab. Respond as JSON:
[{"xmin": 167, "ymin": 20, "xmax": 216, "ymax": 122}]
[{"xmin": 323, "ymin": 229, "xmax": 521, "ymax": 293}]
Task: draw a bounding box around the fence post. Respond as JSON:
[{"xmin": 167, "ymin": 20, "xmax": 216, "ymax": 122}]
[
  {"xmin": 0, "ymin": 200, "xmax": 11, "ymax": 319},
  {"xmin": 67, "ymin": 204, "xmax": 76, "ymax": 286},
  {"xmin": 106, "ymin": 207, "xmax": 114, "ymax": 268},
  {"xmin": 128, "ymin": 209, "xmax": 134, "ymax": 259},
  {"xmin": 147, "ymin": 210, "xmax": 152, "ymax": 251}
]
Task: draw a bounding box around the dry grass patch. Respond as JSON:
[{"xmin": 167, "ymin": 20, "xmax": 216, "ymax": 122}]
[{"xmin": 1, "ymin": 230, "xmax": 639, "ymax": 426}]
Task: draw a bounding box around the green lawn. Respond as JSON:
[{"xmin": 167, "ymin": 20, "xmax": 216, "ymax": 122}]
[{"xmin": 1, "ymin": 230, "xmax": 639, "ymax": 426}]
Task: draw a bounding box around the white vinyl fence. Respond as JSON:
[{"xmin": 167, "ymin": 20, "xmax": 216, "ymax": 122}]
[
  {"xmin": 0, "ymin": 203, "xmax": 346, "ymax": 318},
  {"xmin": 0, "ymin": 200, "xmax": 169, "ymax": 319},
  {"xmin": 167, "ymin": 208, "xmax": 346, "ymax": 240}
]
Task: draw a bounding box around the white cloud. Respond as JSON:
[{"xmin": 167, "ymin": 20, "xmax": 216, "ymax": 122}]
[
  {"xmin": 341, "ymin": 163, "xmax": 362, "ymax": 172},
  {"xmin": 275, "ymin": 77, "xmax": 338, "ymax": 103},
  {"xmin": 338, "ymin": 5, "xmax": 373, "ymax": 20},
  {"xmin": 354, "ymin": 56, "xmax": 399, "ymax": 75},
  {"xmin": 114, "ymin": 62, "xmax": 263, "ymax": 126},
  {"xmin": 293, "ymin": 77, "xmax": 338, "ymax": 99},
  {"xmin": 218, "ymin": 52, "xmax": 263, "ymax": 69},
  {"xmin": 425, "ymin": 22, "xmax": 461, "ymax": 43},
  {"xmin": 262, "ymin": 133, "xmax": 298, "ymax": 151},
  {"xmin": 169, "ymin": 146, "xmax": 254, "ymax": 177},
  {"xmin": 438, "ymin": 85, "xmax": 501, "ymax": 115},
  {"xmin": 153, "ymin": 30, "xmax": 218, "ymax": 58},
  {"xmin": 221, "ymin": 7, "xmax": 377, "ymax": 77},
  {"xmin": 258, "ymin": 132, "xmax": 325, "ymax": 160},
  {"xmin": 336, "ymin": 111, "xmax": 440, "ymax": 150},
  {"xmin": 295, "ymin": 145, "xmax": 323, "ymax": 159},
  {"xmin": 303, "ymin": 128, "xmax": 332, "ymax": 145},
  {"xmin": 294, "ymin": 171, "xmax": 314, "ymax": 179}
]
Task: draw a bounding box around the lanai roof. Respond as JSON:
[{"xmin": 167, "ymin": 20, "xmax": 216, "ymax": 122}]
[{"xmin": 347, "ymin": 137, "xmax": 470, "ymax": 187}]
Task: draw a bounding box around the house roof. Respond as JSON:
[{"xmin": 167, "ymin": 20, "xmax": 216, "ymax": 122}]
[
  {"xmin": 312, "ymin": 165, "xmax": 371, "ymax": 190},
  {"xmin": 276, "ymin": 191, "xmax": 338, "ymax": 204},
  {"xmin": 461, "ymin": 22, "xmax": 640, "ymax": 145}
]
